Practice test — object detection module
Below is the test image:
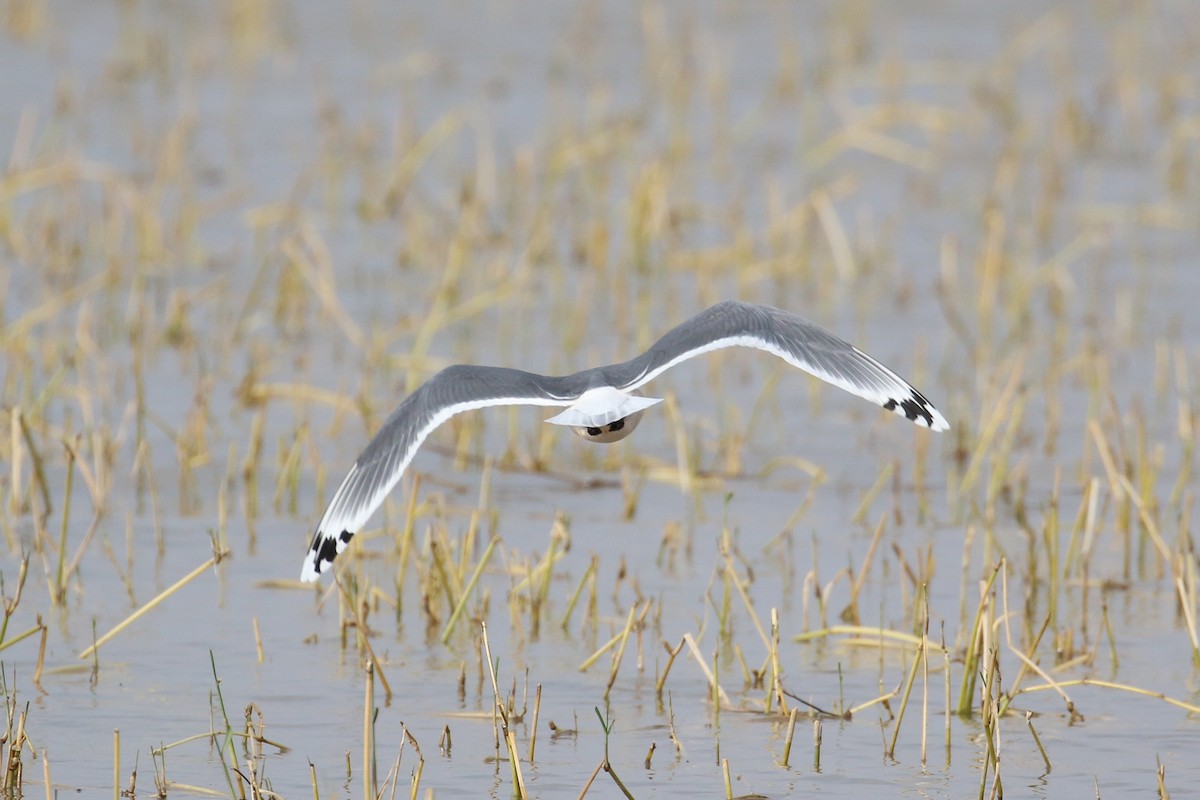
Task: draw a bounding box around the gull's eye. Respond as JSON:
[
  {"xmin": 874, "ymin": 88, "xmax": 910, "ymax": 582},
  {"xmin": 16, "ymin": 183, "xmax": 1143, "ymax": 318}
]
[{"xmin": 571, "ymin": 411, "xmax": 644, "ymax": 444}]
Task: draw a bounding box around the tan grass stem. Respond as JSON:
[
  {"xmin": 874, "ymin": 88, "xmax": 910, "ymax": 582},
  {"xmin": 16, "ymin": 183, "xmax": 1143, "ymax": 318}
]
[
  {"xmin": 683, "ymin": 633, "xmax": 731, "ymax": 708},
  {"xmin": 440, "ymin": 536, "xmax": 499, "ymax": 643},
  {"xmin": 79, "ymin": 552, "xmax": 224, "ymax": 660},
  {"xmin": 780, "ymin": 707, "xmax": 798, "ymax": 767}
]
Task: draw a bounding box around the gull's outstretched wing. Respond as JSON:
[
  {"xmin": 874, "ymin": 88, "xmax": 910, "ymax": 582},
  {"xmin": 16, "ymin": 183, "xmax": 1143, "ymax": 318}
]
[
  {"xmin": 303, "ymin": 302, "xmax": 949, "ymax": 582},
  {"xmin": 608, "ymin": 301, "xmax": 950, "ymax": 431},
  {"xmin": 301, "ymin": 365, "xmax": 575, "ymax": 581}
]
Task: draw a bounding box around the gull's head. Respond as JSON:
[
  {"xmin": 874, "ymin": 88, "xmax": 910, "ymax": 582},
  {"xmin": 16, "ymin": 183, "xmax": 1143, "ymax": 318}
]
[{"xmin": 545, "ymin": 386, "xmax": 662, "ymax": 444}]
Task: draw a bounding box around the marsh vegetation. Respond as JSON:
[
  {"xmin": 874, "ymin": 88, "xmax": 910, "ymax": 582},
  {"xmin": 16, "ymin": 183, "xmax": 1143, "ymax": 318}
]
[{"xmin": 1, "ymin": 2, "xmax": 1198, "ymax": 797}]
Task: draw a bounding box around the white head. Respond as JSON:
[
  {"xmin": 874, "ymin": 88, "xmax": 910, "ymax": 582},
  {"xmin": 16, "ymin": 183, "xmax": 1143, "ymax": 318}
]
[{"xmin": 544, "ymin": 387, "xmax": 662, "ymax": 444}]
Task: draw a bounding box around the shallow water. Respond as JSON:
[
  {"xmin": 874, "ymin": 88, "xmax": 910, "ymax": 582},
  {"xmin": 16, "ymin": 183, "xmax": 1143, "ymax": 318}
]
[{"xmin": 2, "ymin": 1, "xmax": 1199, "ymax": 797}]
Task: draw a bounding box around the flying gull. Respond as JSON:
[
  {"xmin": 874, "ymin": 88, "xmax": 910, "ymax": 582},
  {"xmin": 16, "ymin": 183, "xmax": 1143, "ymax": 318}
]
[{"xmin": 301, "ymin": 300, "xmax": 949, "ymax": 581}]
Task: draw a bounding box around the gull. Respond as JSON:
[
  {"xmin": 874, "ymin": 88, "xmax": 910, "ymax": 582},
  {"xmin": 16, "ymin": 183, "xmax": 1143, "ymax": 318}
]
[{"xmin": 301, "ymin": 300, "xmax": 949, "ymax": 581}]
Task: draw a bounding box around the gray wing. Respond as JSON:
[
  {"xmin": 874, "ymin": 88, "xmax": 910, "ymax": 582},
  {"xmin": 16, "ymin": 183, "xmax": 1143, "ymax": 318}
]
[
  {"xmin": 606, "ymin": 301, "xmax": 950, "ymax": 432},
  {"xmin": 301, "ymin": 365, "xmax": 575, "ymax": 581}
]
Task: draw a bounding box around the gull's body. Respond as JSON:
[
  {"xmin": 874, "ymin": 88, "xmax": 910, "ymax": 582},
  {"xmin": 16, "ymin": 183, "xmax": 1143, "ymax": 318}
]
[{"xmin": 301, "ymin": 301, "xmax": 948, "ymax": 581}]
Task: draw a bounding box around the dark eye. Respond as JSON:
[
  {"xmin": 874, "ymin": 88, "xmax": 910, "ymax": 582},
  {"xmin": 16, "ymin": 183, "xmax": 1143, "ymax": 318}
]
[
  {"xmin": 586, "ymin": 426, "xmax": 603, "ymax": 436},
  {"xmin": 608, "ymin": 418, "xmax": 625, "ymax": 432}
]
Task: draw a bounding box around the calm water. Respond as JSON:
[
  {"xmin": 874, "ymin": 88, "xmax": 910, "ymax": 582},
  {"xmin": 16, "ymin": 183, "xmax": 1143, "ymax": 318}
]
[{"xmin": 2, "ymin": 2, "xmax": 1198, "ymax": 797}]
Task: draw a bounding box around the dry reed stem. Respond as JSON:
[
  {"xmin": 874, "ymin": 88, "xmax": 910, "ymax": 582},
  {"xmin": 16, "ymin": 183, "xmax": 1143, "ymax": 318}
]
[
  {"xmin": 440, "ymin": 536, "xmax": 499, "ymax": 643},
  {"xmin": 79, "ymin": 552, "xmax": 225, "ymax": 660},
  {"xmin": 683, "ymin": 633, "xmax": 732, "ymax": 708},
  {"xmin": 1088, "ymin": 420, "xmax": 1171, "ymax": 565},
  {"xmin": 794, "ymin": 625, "xmax": 946, "ymax": 653},
  {"xmin": 242, "ymin": 382, "xmax": 361, "ymax": 414},
  {"xmin": 655, "ymin": 636, "xmax": 686, "ymax": 697},
  {"xmin": 722, "ymin": 553, "xmax": 771, "ymax": 653},
  {"xmin": 851, "ymin": 462, "xmax": 894, "ymax": 525},
  {"xmin": 886, "ymin": 623, "xmax": 925, "ymax": 759},
  {"xmin": 604, "ymin": 602, "xmax": 650, "ymax": 694},
  {"xmin": 995, "ymin": 561, "xmax": 1073, "ymax": 717},
  {"xmin": 841, "ymin": 514, "xmax": 887, "ymax": 624},
  {"xmin": 363, "ymin": 660, "xmax": 374, "ymax": 800},
  {"xmin": 480, "ymin": 622, "xmax": 527, "ymax": 797},
  {"xmin": 528, "ymin": 684, "xmax": 542, "ymax": 762},
  {"xmin": 1025, "ymin": 711, "xmax": 1051, "ymax": 773},
  {"xmin": 282, "ymin": 226, "xmax": 366, "ymax": 350},
  {"xmin": 810, "ymin": 188, "xmax": 856, "ymax": 280},
  {"xmin": 1, "ymin": 266, "xmax": 114, "ymax": 340},
  {"xmin": 577, "ymin": 603, "xmax": 641, "ymax": 673},
  {"xmin": 334, "ymin": 576, "xmax": 393, "ymax": 700},
  {"xmin": 662, "ymin": 393, "xmax": 697, "ymax": 503},
  {"xmin": 1018, "ymin": 677, "xmax": 1200, "ymax": 714},
  {"xmin": 957, "ymin": 562, "xmax": 1002, "ymax": 716},
  {"xmin": 780, "ymin": 707, "xmax": 798, "ymax": 767},
  {"xmin": 959, "ymin": 354, "xmax": 1026, "ymax": 497},
  {"xmin": 561, "ymin": 555, "xmax": 598, "ymax": 632}
]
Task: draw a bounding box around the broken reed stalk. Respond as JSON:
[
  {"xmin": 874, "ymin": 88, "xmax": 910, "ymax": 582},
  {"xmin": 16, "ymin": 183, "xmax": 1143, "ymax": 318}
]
[
  {"xmin": 959, "ymin": 354, "xmax": 1026, "ymax": 499},
  {"xmin": 363, "ymin": 660, "xmax": 374, "ymax": 800},
  {"xmin": 978, "ymin": 648, "xmax": 1002, "ymax": 800},
  {"xmin": 394, "ymin": 474, "xmax": 422, "ymax": 608},
  {"xmin": 578, "ymin": 601, "xmax": 647, "ymax": 674},
  {"xmin": 921, "ymin": 616, "xmax": 929, "ymax": 765},
  {"xmin": 0, "ymin": 557, "xmax": 29, "ymax": 646},
  {"xmin": 14, "ymin": 408, "xmax": 52, "ymax": 523},
  {"xmin": 78, "ymin": 552, "xmax": 224, "ymax": 659},
  {"xmin": 52, "ymin": 441, "xmax": 75, "ymax": 605},
  {"xmin": 886, "ymin": 619, "xmax": 925, "ymax": 758},
  {"xmin": 208, "ymin": 652, "xmax": 246, "ymax": 798},
  {"xmin": 440, "ymin": 535, "xmax": 499, "ymax": 643},
  {"xmin": 528, "ymin": 684, "xmax": 542, "ymax": 762},
  {"xmin": 335, "ymin": 576, "xmax": 394, "ymax": 700},
  {"xmin": 956, "ymin": 562, "xmax": 1002, "ymax": 716},
  {"xmin": 1175, "ymin": 571, "xmax": 1200, "ymax": 669},
  {"xmin": 32, "ymin": 623, "xmax": 47, "ymax": 689},
  {"xmin": 655, "ymin": 636, "xmax": 686, "ymax": 698},
  {"xmin": 943, "ymin": 629, "xmax": 952, "ymax": 758},
  {"xmin": 793, "ymin": 625, "xmax": 945, "ymax": 653},
  {"xmin": 780, "ymin": 707, "xmax": 798, "ymax": 767},
  {"xmin": 481, "ymin": 622, "xmax": 527, "ymax": 798},
  {"xmin": 605, "ymin": 602, "xmax": 648, "ymax": 696},
  {"xmin": 560, "ymin": 555, "xmax": 598, "ymax": 632},
  {"xmin": 409, "ymin": 740, "xmax": 424, "ymax": 800},
  {"xmin": 1017, "ymin": 677, "xmax": 1200, "ymax": 714},
  {"xmin": 995, "ymin": 562, "xmax": 1074, "ymax": 717},
  {"xmin": 720, "ymin": 553, "xmax": 787, "ymax": 710},
  {"xmin": 769, "ymin": 608, "xmax": 785, "ymax": 713},
  {"xmin": 683, "ymin": 633, "xmax": 732, "ymax": 708},
  {"xmin": 8, "ymin": 408, "xmax": 23, "ymax": 520},
  {"xmin": 252, "ymin": 617, "xmax": 264, "ymax": 663},
  {"xmin": 851, "ymin": 462, "xmax": 894, "ymax": 525},
  {"xmin": 662, "ymin": 392, "xmax": 698, "ymax": 505},
  {"xmin": 813, "ymin": 718, "xmax": 822, "ymax": 771},
  {"xmin": 841, "ymin": 514, "xmax": 887, "ymax": 625},
  {"xmin": 1025, "ymin": 711, "xmax": 1051, "ymax": 773}
]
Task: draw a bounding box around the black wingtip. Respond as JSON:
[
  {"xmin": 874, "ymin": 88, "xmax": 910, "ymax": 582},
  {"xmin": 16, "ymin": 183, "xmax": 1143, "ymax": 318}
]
[{"xmin": 883, "ymin": 390, "xmax": 948, "ymax": 431}]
